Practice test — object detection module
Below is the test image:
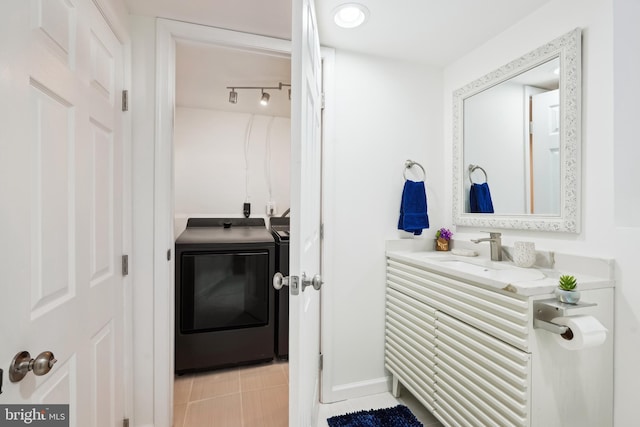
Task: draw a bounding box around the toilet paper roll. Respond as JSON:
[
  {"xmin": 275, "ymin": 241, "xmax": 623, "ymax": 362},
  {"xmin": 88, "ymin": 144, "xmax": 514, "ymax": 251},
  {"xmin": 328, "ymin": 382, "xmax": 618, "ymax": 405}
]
[{"xmin": 551, "ymin": 315, "xmax": 608, "ymax": 350}]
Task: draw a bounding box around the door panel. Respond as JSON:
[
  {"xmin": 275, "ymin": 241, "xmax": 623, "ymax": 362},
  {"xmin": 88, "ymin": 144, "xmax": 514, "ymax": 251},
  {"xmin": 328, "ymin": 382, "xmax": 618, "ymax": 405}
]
[
  {"xmin": 290, "ymin": 0, "xmax": 323, "ymax": 425},
  {"xmin": 0, "ymin": 1, "xmax": 125, "ymax": 425},
  {"xmin": 531, "ymin": 89, "xmax": 560, "ymax": 215}
]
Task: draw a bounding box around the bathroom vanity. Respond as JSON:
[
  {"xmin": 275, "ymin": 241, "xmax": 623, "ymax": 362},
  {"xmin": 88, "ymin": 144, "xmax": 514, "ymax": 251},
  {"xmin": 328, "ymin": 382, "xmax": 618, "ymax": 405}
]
[{"xmin": 385, "ymin": 245, "xmax": 613, "ymax": 427}]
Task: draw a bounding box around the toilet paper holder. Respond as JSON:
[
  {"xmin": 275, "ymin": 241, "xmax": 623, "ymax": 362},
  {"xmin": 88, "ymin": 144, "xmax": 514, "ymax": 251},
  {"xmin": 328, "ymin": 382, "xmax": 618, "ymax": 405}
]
[{"xmin": 533, "ymin": 299, "xmax": 597, "ymax": 334}]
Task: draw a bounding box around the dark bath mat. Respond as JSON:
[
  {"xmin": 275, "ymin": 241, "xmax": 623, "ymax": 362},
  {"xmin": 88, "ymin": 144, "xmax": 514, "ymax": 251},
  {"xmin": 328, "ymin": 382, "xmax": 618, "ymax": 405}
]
[{"xmin": 326, "ymin": 404, "xmax": 423, "ymax": 427}]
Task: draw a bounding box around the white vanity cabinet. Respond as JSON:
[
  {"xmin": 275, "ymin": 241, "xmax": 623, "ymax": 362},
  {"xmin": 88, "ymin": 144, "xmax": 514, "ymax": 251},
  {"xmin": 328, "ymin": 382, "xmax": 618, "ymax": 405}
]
[
  {"xmin": 434, "ymin": 311, "xmax": 530, "ymax": 427},
  {"xmin": 385, "ymin": 285, "xmax": 437, "ymax": 411},
  {"xmin": 385, "ymin": 253, "xmax": 614, "ymax": 427}
]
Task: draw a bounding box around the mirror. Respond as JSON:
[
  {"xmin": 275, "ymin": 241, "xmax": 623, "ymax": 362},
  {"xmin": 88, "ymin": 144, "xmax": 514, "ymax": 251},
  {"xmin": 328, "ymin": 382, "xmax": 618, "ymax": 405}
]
[{"xmin": 452, "ymin": 28, "xmax": 581, "ymax": 232}]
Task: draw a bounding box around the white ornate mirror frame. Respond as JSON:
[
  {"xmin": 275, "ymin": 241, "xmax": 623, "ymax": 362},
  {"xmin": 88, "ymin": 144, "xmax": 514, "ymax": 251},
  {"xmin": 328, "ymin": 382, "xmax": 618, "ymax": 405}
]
[{"xmin": 452, "ymin": 28, "xmax": 582, "ymax": 232}]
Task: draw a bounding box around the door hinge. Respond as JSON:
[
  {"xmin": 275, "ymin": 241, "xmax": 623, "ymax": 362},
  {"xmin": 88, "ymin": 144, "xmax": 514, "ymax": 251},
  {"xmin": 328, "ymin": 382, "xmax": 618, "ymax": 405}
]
[
  {"xmin": 321, "ymin": 92, "xmax": 325, "ymax": 110},
  {"xmin": 529, "ymin": 120, "xmax": 534, "ymax": 135},
  {"xmin": 121, "ymin": 255, "xmax": 129, "ymax": 276},
  {"xmin": 319, "ymin": 353, "xmax": 323, "ymax": 371},
  {"xmin": 122, "ymin": 90, "xmax": 129, "ymax": 112},
  {"xmin": 320, "ymin": 223, "xmax": 324, "ymax": 239},
  {"xmin": 167, "ymin": 249, "xmax": 172, "ymax": 261},
  {"xmin": 122, "ymin": 418, "xmax": 129, "ymax": 427}
]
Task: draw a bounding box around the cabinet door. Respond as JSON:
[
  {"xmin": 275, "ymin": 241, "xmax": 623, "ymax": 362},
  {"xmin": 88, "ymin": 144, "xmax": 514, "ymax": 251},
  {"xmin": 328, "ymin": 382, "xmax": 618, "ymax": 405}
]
[
  {"xmin": 385, "ymin": 286, "xmax": 437, "ymax": 411},
  {"xmin": 434, "ymin": 312, "xmax": 531, "ymax": 427}
]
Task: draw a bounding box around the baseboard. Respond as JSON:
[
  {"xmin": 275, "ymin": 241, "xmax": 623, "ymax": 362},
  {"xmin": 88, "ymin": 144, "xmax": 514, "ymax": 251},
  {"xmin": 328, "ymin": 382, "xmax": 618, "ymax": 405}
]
[{"xmin": 324, "ymin": 375, "xmax": 391, "ymax": 403}]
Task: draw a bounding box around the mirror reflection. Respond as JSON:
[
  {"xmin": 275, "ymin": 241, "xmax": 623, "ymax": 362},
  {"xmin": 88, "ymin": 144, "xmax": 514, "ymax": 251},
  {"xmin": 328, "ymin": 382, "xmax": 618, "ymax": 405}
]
[
  {"xmin": 463, "ymin": 57, "xmax": 560, "ymax": 215},
  {"xmin": 452, "ymin": 28, "xmax": 581, "ymax": 233}
]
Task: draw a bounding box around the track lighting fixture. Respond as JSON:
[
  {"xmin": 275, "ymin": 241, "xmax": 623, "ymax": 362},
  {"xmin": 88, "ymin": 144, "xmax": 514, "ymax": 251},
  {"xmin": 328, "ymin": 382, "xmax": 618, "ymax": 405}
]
[
  {"xmin": 260, "ymin": 90, "xmax": 270, "ymax": 106},
  {"xmin": 228, "ymin": 89, "xmax": 238, "ymax": 104},
  {"xmin": 226, "ymin": 82, "xmax": 291, "ymax": 106}
]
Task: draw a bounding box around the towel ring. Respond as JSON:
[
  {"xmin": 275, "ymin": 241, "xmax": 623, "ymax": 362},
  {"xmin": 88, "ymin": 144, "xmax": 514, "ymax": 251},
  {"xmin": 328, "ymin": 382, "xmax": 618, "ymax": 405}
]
[
  {"xmin": 468, "ymin": 164, "xmax": 488, "ymax": 184},
  {"xmin": 403, "ymin": 160, "xmax": 426, "ymax": 181}
]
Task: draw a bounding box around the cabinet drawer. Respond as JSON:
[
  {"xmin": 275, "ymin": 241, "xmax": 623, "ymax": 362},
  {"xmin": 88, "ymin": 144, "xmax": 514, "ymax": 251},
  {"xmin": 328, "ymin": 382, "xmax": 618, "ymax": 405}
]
[{"xmin": 387, "ymin": 258, "xmax": 530, "ymax": 351}]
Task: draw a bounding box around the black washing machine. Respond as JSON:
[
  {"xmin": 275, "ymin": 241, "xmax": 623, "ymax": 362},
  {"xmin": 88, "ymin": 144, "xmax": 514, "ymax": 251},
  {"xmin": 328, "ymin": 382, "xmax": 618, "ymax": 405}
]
[
  {"xmin": 270, "ymin": 217, "xmax": 289, "ymax": 359},
  {"xmin": 174, "ymin": 218, "xmax": 275, "ymax": 373}
]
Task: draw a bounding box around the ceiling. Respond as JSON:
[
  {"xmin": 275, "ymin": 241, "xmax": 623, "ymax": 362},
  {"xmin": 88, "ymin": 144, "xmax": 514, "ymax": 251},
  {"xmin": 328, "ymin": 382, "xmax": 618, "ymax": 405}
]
[
  {"xmin": 125, "ymin": 0, "xmax": 552, "ymax": 66},
  {"xmin": 176, "ymin": 41, "xmax": 292, "ymax": 116},
  {"xmin": 127, "ymin": 0, "xmax": 553, "ymax": 114}
]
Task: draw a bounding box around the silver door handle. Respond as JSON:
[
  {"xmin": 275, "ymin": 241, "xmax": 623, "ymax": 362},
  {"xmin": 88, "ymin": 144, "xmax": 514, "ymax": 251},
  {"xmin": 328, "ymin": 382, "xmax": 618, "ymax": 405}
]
[
  {"xmin": 274, "ymin": 272, "xmax": 300, "ymax": 295},
  {"xmin": 274, "ymin": 272, "xmax": 320, "ymax": 295},
  {"xmin": 301, "ymin": 272, "xmax": 323, "ymax": 291},
  {"xmin": 9, "ymin": 351, "xmax": 57, "ymax": 382},
  {"xmin": 273, "ymin": 272, "xmax": 289, "ymax": 290}
]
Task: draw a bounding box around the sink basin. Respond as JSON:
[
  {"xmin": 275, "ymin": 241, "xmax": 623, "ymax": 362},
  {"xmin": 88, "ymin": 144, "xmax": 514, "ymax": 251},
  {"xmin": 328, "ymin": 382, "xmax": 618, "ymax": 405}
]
[
  {"xmin": 428, "ymin": 256, "xmax": 546, "ymax": 283},
  {"xmin": 435, "ymin": 257, "xmax": 510, "ymax": 271}
]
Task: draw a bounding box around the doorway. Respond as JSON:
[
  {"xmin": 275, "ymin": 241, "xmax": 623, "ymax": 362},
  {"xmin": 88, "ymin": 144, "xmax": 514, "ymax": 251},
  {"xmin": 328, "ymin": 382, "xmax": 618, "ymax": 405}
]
[
  {"xmin": 172, "ymin": 40, "xmax": 292, "ymax": 425},
  {"xmin": 151, "ymin": 18, "xmax": 335, "ymax": 427}
]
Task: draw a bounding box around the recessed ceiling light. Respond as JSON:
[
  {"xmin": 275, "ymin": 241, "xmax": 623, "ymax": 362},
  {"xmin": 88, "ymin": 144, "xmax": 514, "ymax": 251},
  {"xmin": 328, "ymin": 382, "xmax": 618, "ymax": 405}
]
[{"xmin": 333, "ymin": 3, "xmax": 369, "ymax": 29}]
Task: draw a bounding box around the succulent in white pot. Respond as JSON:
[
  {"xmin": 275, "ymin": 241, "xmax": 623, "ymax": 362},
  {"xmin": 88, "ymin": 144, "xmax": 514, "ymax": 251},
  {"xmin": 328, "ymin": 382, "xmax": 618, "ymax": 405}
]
[{"xmin": 555, "ymin": 274, "xmax": 580, "ymax": 304}]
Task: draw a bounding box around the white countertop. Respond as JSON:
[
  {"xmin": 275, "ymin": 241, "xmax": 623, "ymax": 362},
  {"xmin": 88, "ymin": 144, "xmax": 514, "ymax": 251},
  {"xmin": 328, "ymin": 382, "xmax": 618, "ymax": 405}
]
[{"xmin": 386, "ymin": 249, "xmax": 614, "ymax": 297}]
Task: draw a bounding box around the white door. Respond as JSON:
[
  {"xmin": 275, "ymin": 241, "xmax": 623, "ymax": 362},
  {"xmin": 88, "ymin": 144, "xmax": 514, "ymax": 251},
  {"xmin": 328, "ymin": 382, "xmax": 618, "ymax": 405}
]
[
  {"xmin": 289, "ymin": 0, "xmax": 323, "ymax": 425},
  {"xmin": 0, "ymin": 1, "xmax": 126, "ymax": 426},
  {"xmin": 531, "ymin": 89, "xmax": 560, "ymax": 215}
]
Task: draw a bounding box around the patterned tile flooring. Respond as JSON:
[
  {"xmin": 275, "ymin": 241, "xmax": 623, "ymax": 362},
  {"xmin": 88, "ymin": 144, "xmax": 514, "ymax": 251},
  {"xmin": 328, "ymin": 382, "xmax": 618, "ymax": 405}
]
[
  {"xmin": 173, "ymin": 361, "xmax": 443, "ymax": 427},
  {"xmin": 174, "ymin": 361, "xmax": 288, "ymax": 427}
]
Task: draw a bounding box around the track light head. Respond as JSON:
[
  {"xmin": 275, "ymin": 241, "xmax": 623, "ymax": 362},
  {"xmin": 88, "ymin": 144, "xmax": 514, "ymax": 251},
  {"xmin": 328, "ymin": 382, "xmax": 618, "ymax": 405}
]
[
  {"xmin": 260, "ymin": 90, "xmax": 270, "ymax": 106},
  {"xmin": 228, "ymin": 89, "xmax": 238, "ymax": 104},
  {"xmin": 226, "ymin": 83, "xmax": 289, "ymax": 106}
]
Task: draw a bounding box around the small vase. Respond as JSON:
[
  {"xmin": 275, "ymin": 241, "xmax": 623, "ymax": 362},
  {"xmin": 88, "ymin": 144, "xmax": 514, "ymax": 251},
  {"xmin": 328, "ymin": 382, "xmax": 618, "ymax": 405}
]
[
  {"xmin": 435, "ymin": 237, "xmax": 449, "ymax": 251},
  {"xmin": 555, "ymin": 288, "xmax": 581, "ymax": 304}
]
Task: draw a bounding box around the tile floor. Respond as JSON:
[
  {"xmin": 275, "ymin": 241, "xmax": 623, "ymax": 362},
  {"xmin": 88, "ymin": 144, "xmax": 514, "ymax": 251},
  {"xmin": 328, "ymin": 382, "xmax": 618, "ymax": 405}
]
[
  {"xmin": 174, "ymin": 361, "xmax": 443, "ymax": 427},
  {"xmin": 174, "ymin": 361, "xmax": 289, "ymax": 427}
]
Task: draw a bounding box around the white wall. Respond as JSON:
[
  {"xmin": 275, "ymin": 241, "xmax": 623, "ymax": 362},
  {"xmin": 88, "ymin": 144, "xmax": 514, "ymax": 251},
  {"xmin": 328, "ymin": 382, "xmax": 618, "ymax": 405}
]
[
  {"xmin": 323, "ymin": 50, "xmax": 444, "ymax": 400},
  {"xmin": 173, "ymin": 107, "xmax": 290, "ymax": 235},
  {"xmin": 612, "ymin": 0, "xmax": 640, "ymax": 423},
  {"xmin": 445, "ymin": 0, "xmax": 639, "ymax": 425}
]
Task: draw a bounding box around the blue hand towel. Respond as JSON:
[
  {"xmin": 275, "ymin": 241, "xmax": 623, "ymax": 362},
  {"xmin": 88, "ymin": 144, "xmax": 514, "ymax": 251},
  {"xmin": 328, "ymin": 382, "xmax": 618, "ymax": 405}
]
[
  {"xmin": 470, "ymin": 182, "xmax": 495, "ymax": 213},
  {"xmin": 398, "ymin": 180, "xmax": 429, "ymax": 235}
]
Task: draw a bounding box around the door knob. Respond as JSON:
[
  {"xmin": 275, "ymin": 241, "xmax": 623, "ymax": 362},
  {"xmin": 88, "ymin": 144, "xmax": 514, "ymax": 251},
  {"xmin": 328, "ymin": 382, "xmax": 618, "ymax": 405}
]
[
  {"xmin": 273, "ymin": 272, "xmax": 289, "ymax": 290},
  {"xmin": 301, "ymin": 273, "xmax": 323, "ymax": 291},
  {"xmin": 9, "ymin": 350, "xmax": 57, "ymax": 382},
  {"xmin": 273, "ymin": 272, "xmax": 300, "ymax": 295}
]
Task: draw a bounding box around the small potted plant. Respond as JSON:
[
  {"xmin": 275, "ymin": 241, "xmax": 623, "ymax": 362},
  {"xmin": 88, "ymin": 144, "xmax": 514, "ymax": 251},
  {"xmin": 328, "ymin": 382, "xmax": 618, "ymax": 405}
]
[
  {"xmin": 435, "ymin": 227, "xmax": 453, "ymax": 251},
  {"xmin": 555, "ymin": 274, "xmax": 580, "ymax": 304}
]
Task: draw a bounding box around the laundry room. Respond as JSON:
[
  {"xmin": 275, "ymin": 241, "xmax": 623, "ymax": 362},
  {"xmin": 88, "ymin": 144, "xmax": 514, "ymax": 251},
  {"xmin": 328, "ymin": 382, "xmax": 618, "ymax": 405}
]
[{"xmin": 172, "ymin": 40, "xmax": 293, "ymax": 375}]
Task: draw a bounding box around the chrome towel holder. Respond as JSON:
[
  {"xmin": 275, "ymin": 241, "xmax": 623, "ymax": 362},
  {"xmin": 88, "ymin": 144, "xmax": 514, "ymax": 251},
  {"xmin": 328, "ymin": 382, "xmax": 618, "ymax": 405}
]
[
  {"xmin": 403, "ymin": 159, "xmax": 426, "ymax": 181},
  {"xmin": 468, "ymin": 164, "xmax": 488, "ymax": 184}
]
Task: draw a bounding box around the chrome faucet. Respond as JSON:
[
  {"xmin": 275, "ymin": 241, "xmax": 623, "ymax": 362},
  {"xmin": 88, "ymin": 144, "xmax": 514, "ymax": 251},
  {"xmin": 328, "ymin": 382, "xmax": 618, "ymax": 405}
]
[{"xmin": 471, "ymin": 232, "xmax": 503, "ymax": 261}]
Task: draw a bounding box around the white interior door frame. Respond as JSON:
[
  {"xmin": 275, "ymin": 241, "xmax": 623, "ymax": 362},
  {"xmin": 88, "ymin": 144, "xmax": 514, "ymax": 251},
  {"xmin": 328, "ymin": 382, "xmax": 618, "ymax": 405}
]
[
  {"xmin": 86, "ymin": 0, "xmax": 134, "ymax": 419},
  {"xmin": 154, "ymin": 18, "xmax": 335, "ymax": 426},
  {"xmin": 90, "ymin": 0, "xmax": 135, "ymax": 422}
]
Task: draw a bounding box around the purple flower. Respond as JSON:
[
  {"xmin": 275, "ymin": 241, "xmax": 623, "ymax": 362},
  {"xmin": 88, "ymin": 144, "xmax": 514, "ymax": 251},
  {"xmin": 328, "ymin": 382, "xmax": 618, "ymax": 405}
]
[{"xmin": 436, "ymin": 227, "xmax": 453, "ymax": 241}]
